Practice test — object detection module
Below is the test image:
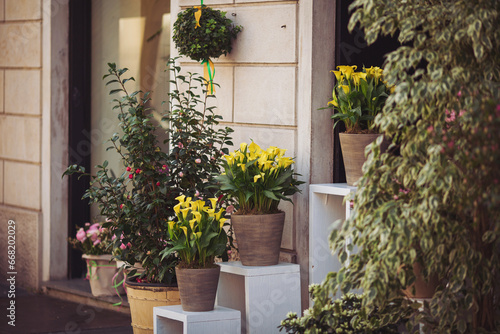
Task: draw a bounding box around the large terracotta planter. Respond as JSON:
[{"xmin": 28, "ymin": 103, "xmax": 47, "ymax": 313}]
[
  {"xmin": 231, "ymin": 212, "xmax": 285, "ymax": 266},
  {"xmin": 125, "ymin": 278, "xmax": 180, "ymax": 334},
  {"xmin": 82, "ymin": 254, "xmax": 125, "ymax": 297},
  {"xmin": 402, "ymin": 263, "xmax": 439, "ymax": 299},
  {"xmin": 339, "ymin": 133, "xmax": 389, "ymax": 186},
  {"xmin": 175, "ymin": 266, "xmax": 221, "ymax": 312}
]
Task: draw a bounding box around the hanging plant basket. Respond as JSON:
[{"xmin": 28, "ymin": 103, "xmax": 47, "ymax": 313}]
[{"xmin": 173, "ymin": 6, "xmax": 242, "ymax": 62}]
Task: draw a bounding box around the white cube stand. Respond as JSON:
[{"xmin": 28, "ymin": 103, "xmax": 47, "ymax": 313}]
[
  {"xmin": 216, "ymin": 261, "xmax": 301, "ymax": 334},
  {"xmin": 153, "ymin": 305, "xmax": 241, "ymax": 334}
]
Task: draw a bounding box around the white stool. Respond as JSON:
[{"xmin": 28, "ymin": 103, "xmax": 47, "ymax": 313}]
[
  {"xmin": 153, "ymin": 305, "xmax": 241, "ymax": 334},
  {"xmin": 216, "ymin": 261, "xmax": 301, "ymax": 334}
]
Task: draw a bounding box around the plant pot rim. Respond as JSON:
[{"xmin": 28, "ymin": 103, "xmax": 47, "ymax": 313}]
[
  {"xmin": 339, "ymin": 132, "xmax": 383, "ymax": 136},
  {"xmin": 82, "ymin": 254, "xmax": 114, "ymax": 261},
  {"xmin": 125, "ymin": 276, "xmax": 178, "ymax": 288},
  {"xmin": 231, "ymin": 210, "xmax": 285, "ymax": 216}
]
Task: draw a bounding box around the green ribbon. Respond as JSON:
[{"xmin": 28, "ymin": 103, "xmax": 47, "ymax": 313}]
[
  {"xmin": 201, "ymin": 58, "xmax": 215, "ymax": 95},
  {"xmin": 85, "ymin": 259, "xmax": 116, "ymax": 281}
]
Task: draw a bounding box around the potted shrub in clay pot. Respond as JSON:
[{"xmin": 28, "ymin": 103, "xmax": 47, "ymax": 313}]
[
  {"xmin": 69, "ymin": 222, "xmax": 125, "ymax": 297},
  {"xmin": 160, "ymin": 195, "xmax": 230, "ymax": 312},
  {"xmin": 327, "ymin": 65, "xmax": 393, "ymax": 185},
  {"xmin": 216, "ymin": 142, "xmax": 303, "ymax": 266}
]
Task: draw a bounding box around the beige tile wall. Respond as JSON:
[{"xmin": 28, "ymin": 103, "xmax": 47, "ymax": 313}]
[
  {"xmin": 5, "ymin": 69, "xmax": 41, "ymax": 115},
  {"xmin": 3, "ymin": 161, "xmax": 40, "ymax": 210},
  {"xmin": 5, "ymin": 0, "xmax": 41, "ymax": 21},
  {"xmin": 0, "ymin": 22, "xmax": 41, "ymax": 67},
  {"xmin": 0, "ymin": 115, "xmax": 41, "ymax": 162},
  {"xmin": 0, "ymin": 70, "xmax": 4, "ymax": 112},
  {"xmin": 0, "ymin": 0, "xmax": 4, "ymax": 21}
]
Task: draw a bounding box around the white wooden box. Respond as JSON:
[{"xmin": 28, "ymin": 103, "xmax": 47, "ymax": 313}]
[
  {"xmin": 217, "ymin": 261, "xmax": 301, "ymax": 334},
  {"xmin": 153, "ymin": 305, "xmax": 241, "ymax": 334}
]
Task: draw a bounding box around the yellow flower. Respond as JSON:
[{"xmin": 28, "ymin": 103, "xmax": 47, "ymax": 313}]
[
  {"xmin": 197, "ymin": 200, "xmax": 206, "ymax": 209},
  {"xmin": 168, "ymin": 221, "xmax": 175, "ymax": 231},
  {"xmin": 224, "ymin": 155, "xmax": 234, "ymax": 165},
  {"xmin": 254, "ymin": 174, "xmax": 262, "ymax": 183},
  {"xmin": 175, "ymin": 195, "xmax": 186, "ymax": 203},
  {"xmin": 219, "ymin": 218, "xmax": 228, "ymax": 228},
  {"xmin": 328, "ymin": 96, "xmax": 339, "ymax": 107},
  {"xmin": 240, "ymin": 142, "xmax": 248, "ymax": 152},
  {"xmin": 209, "ymin": 198, "xmax": 218, "ymax": 210},
  {"xmin": 193, "ymin": 211, "xmax": 202, "ymax": 223},
  {"xmin": 180, "ymin": 208, "xmax": 190, "ymax": 219},
  {"xmin": 248, "ymin": 142, "xmax": 261, "ymax": 154},
  {"xmin": 205, "ymin": 208, "xmax": 215, "ymax": 217},
  {"xmin": 278, "ymin": 148, "xmax": 287, "ymax": 158},
  {"xmin": 279, "ymin": 157, "xmax": 294, "ymax": 168},
  {"xmin": 238, "ymin": 163, "xmax": 246, "ymax": 172},
  {"xmin": 190, "ymin": 201, "xmax": 198, "ymax": 212},
  {"xmin": 341, "ymin": 85, "xmax": 350, "ymax": 94},
  {"xmin": 174, "ymin": 203, "xmax": 182, "ymax": 214},
  {"xmin": 352, "ymin": 72, "xmax": 367, "ymax": 86},
  {"xmin": 195, "ymin": 232, "xmax": 202, "ymax": 240},
  {"xmin": 330, "ymin": 70, "xmax": 343, "ymax": 82},
  {"xmin": 365, "ymin": 66, "xmax": 384, "ymax": 83},
  {"xmin": 337, "ymin": 65, "xmax": 357, "ymax": 79},
  {"xmin": 189, "ymin": 218, "xmax": 196, "ymax": 231},
  {"xmin": 184, "ymin": 197, "xmax": 192, "ymax": 208},
  {"xmin": 215, "ymin": 208, "xmax": 224, "ymax": 220},
  {"xmin": 180, "ymin": 226, "xmax": 188, "ymax": 237}
]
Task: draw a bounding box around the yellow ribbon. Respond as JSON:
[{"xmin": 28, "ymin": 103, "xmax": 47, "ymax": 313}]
[
  {"xmin": 194, "ymin": 6, "xmax": 202, "ymax": 29},
  {"xmin": 202, "ymin": 58, "xmax": 215, "ymax": 94}
]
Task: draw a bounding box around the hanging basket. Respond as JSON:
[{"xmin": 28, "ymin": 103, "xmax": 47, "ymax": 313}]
[{"xmin": 173, "ymin": 6, "xmax": 242, "ymax": 62}]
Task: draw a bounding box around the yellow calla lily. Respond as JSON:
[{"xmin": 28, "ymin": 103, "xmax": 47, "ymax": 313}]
[
  {"xmin": 204, "ymin": 208, "xmax": 215, "ymax": 217},
  {"xmin": 219, "ymin": 218, "xmax": 228, "ymax": 228},
  {"xmin": 337, "ymin": 65, "xmax": 357, "ymax": 79},
  {"xmin": 190, "ymin": 201, "xmax": 198, "ymax": 212},
  {"xmin": 193, "ymin": 211, "xmax": 202, "ymax": 223},
  {"xmin": 215, "ymin": 209, "xmax": 224, "ymax": 220},
  {"xmin": 248, "ymin": 141, "xmax": 261, "ymax": 154},
  {"xmin": 240, "ymin": 142, "xmax": 248, "ymax": 152},
  {"xmin": 195, "ymin": 232, "xmax": 202, "ymax": 240},
  {"xmin": 168, "ymin": 221, "xmax": 175, "ymax": 231},
  {"xmin": 352, "ymin": 72, "xmax": 367, "ymax": 86},
  {"xmin": 180, "ymin": 208, "xmax": 190, "ymax": 219},
  {"xmin": 180, "ymin": 226, "xmax": 188, "ymax": 237},
  {"xmin": 175, "ymin": 195, "xmax": 186, "ymax": 203},
  {"xmin": 330, "ymin": 70, "xmax": 343, "ymax": 82},
  {"xmin": 224, "ymin": 155, "xmax": 234, "ymax": 165},
  {"xmin": 209, "ymin": 198, "xmax": 218, "ymax": 210},
  {"xmin": 174, "ymin": 203, "xmax": 182, "ymax": 214},
  {"xmin": 254, "ymin": 174, "xmax": 262, "ymax": 183},
  {"xmin": 238, "ymin": 163, "xmax": 246, "ymax": 172},
  {"xmin": 341, "ymin": 85, "xmax": 350, "ymax": 94},
  {"xmin": 189, "ymin": 218, "xmax": 196, "ymax": 231}
]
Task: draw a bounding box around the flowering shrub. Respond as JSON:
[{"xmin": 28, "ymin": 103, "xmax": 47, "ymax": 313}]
[
  {"xmin": 63, "ymin": 59, "xmax": 233, "ymax": 284},
  {"xmin": 216, "ymin": 142, "xmax": 303, "ymax": 214},
  {"xmin": 160, "ymin": 195, "xmax": 229, "ymax": 268},
  {"xmin": 69, "ymin": 222, "xmax": 114, "ymax": 256},
  {"xmin": 328, "ymin": 65, "xmax": 393, "ymax": 133}
]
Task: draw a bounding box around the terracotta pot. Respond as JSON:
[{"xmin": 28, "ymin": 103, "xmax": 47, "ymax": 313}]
[
  {"xmin": 231, "ymin": 212, "xmax": 285, "ymax": 266},
  {"xmin": 82, "ymin": 254, "xmax": 125, "ymax": 297},
  {"xmin": 339, "ymin": 133, "xmax": 389, "ymax": 186},
  {"xmin": 125, "ymin": 278, "xmax": 180, "ymax": 334},
  {"xmin": 175, "ymin": 266, "xmax": 221, "ymax": 312},
  {"xmin": 402, "ymin": 262, "xmax": 439, "ymax": 299}
]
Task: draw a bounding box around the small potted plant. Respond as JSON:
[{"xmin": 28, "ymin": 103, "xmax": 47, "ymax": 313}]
[
  {"xmin": 160, "ymin": 195, "xmax": 229, "ymax": 312},
  {"xmin": 216, "ymin": 142, "xmax": 303, "ymax": 266},
  {"xmin": 327, "ymin": 65, "xmax": 393, "ymax": 185},
  {"xmin": 69, "ymin": 222, "xmax": 124, "ymax": 297}
]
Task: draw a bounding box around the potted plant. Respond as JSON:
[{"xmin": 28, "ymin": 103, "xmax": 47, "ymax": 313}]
[
  {"xmin": 300, "ymin": 0, "xmax": 500, "ymax": 333},
  {"xmin": 63, "ymin": 58, "xmax": 233, "ymax": 333},
  {"xmin": 327, "ymin": 65, "xmax": 393, "ymax": 185},
  {"xmin": 160, "ymin": 195, "xmax": 229, "ymax": 312},
  {"xmin": 69, "ymin": 222, "xmax": 124, "ymax": 297},
  {"xmin": 216, "ymin": 142, "xmax": 303, "ymax": 266}
]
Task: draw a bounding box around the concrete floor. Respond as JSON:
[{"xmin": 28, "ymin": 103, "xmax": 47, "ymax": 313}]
[{"xmin": 0, "ymin": 282, "xmax": 133, "ymax": 334}]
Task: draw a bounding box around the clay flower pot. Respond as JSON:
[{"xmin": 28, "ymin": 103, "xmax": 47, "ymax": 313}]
[{"xmin": 175, "ymin": 266, "xmax": 221, "ymax": 312}]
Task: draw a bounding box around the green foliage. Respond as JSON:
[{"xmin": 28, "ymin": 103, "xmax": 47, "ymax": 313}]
[
  {"xmin": 63, "ymin": 59, "xmax": 233, "ymax": 284},
  {"xmin": 160, "ymin": 196, "xmax": 229, "ymax": 268},
  {"xmin": 163, "ymin": 58, "xmax": 234, "ymax": 200},
  {"xmin": 173, "ymin": 6, "xmax": 242, "ymax": 62},
  {"xmin": 309, "ymin": 0, "xmax": 500, "ymax": 333},
  {"xmin": 216, "ymin": 142, "xmax": 303, "ymax": 215},
  {"xmin": 328, "ymin": 66, "xmax": 392, "ymax": 133},
  {"xmin": 279, "ymin": 291, "xmax": 404, "ymax": 334}
]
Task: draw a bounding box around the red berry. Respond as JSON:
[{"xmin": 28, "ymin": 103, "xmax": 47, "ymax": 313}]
[
  {"xmin": 129, "ymin": 174, "xmax": 133, "ymax": 179},
  {"xmin": 126, "ymin": 167, "xmax": 132, "ymax": 171}
]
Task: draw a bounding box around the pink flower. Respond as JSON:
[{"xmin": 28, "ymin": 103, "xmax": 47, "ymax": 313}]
[
  {"xmin": 120, "ymin": 204, "xmax": 124, "ymax": 209},
  {"xmin": 178, "ymin": 142, "xmax": 184, "ymax": 149},
  {"xmin": 156, "ymin": 181, "xmax": 161, "ymax": 186},
  {"xmin": 393, "ymin": 195, "xmax": 399, "ymax": 200},
  {"xmin": 195, "ymin": 190, "xmax": 200, "ymax": 197},
  {"xmin": 93, "ymin": 239, "xmax": 101, "ymax": 246},
  {"xmin": 427, "ymin": 126, "xmax": 434, "ymax": 133},
  {"xmin": 129, "ymin": 174, "xmax": 133, "ymax": 179},
  {"xmin": 179, "ymin": 172, "xmax": 184, "ymax": 177},
  {"xmin": 162, "ymin": 165, "xmax": 167, "ymax": 170},
  {"xmin": 127, "ymin": 242, "xmax": 132, "ymax": 248},
  {"xmin": 227, "ymin": 250, "xmax": 232, "ymax": 254},
  {"xmin": 87, "ymin": 229, "xmax": 99, "ymax": 242},
  {"xmin": 195, "ymin": 158, "xmax": 201, "ymax": 164},
  {"xmin": 126, "ymin": 167, "xmax": 132, "ymax": 171},
  {"xmin": 84, "ymin": 222, "xmax": 90, "ymax": 227},
  {"xmin": 112, "ymin": 234, "xmax": 117, "ymax": 241},
  {"xmin": 447, "ymin": 140, "xmax": 454, "ymax": 149},
  {"xmin": 89, "ymin": 223, "xmax": 100, "ymax": 231},
  {"xmin": 496, "ymin": 104, "xmax": 500, "ymax": 112},
  {"xmin": 226, "ymin": 205, "xmax": 235, "ymax": 214},
  {"xmin": 135, "ymin": 169, "xmax": 142, "ymax": 174},
  {"xmin": 76, "ymin": 228, "xmax": 86, "ymax": 242},
  {"xmin": 457, "ymin": 91, "xmax": 462, "ymax": 97},
  {"xmin": 445, "ymin": 109, "xmax": 456, "ymax": 123},
  {"xmin": 120, "ymin": 243, "xmax": 127, "ymax": 250}
]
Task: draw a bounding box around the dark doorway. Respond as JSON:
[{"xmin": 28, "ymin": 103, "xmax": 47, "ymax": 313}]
[
  {"xmin": 333, "ymin": 0, "xmax": 400, "ymax": 182},
  {"xmin": 67, "ymin": 0, "xmax": 92, "ymax": 279}
]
